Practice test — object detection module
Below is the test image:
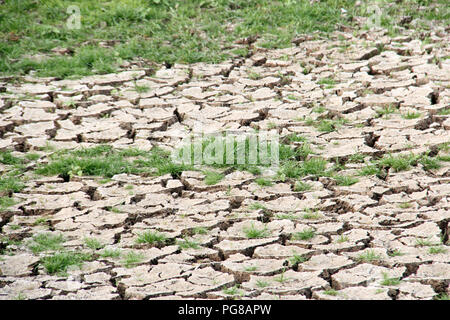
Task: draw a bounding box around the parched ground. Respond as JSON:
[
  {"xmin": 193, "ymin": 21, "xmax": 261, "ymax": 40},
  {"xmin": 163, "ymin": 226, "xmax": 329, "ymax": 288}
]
[{"xmin": 0, "ymin": 26, "xmax": 449, "ymax": 300}]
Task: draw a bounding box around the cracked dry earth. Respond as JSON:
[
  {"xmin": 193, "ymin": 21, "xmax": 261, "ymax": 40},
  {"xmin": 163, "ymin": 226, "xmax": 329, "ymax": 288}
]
[{"xmin": 0, "ymin": 27, "xmax": 449, "ymax": 301}]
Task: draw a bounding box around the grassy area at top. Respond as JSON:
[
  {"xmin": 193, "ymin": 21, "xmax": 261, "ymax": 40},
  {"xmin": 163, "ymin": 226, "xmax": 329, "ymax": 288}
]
[{"xmin": 1, "ymin": 0, "xmax": 448, "ymax": 79}]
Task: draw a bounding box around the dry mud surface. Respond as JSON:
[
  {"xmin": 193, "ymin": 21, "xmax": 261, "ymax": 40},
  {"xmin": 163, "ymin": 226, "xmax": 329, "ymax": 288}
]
[{"xmin": 0, "ymin": 27, "xmax": 449, "ymax": 300}]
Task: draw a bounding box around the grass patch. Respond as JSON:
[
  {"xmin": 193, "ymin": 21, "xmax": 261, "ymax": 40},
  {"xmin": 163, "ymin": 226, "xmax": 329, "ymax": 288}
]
[
  {"xmin": 136, "ymin": 230, "xmax": 167, "ymax": 245},
  {"xmin": 323, "ymin": 289, "xmax": 339, "ymax": 296},
  {"xmin": 192, "ymin": 227, "xmax": 208, "ymax": 235},
  {"xmin": 1, "ymin": 0, "xmax": 446, "ymax": 78},
  {"xmin": 415, "ymin": 238, "xmax": 437, "ymax": 247},
  {"xmin": 27, "ymin": 233, "xmax": 65, "ymax": 254},
  {"xmin": 398, "ymin": 202, "xmax": 413, "ymax": 209},
  {"xmin": 279, "ymin": 158, "xmax": 328, "ymax": 179},
  {"xmin": 291, "ymin": 229, "xmax": 315, "ymax": 241},
  {"xmin": 334, "ymin": 175, "xmax": 359, "ymax": 186},
  {"xmin": 243, "ymin": 223, "xmax": 271, "ymax": 239},
  {"xmin": 0, "ymin": 176, "xmax": 25, "ymax": 193},
  {"xmin": 35, "ymin": 145, "xmax": 192, "ymax": 179},
  {"xmin": 223, "ymin": 285, "xmax": 244, "ymax": 297},
  {"xmin": 203, "ymin": 171, "xmax": 224, "ymax": 185},
  {"xmin": 122, "ymin": 251, "xmax": 145, "ymax": 268},
  {"xmin": 356, "ymin": 250, "xmax": 382, "ymax": 262},
  {"xmin": 83, "ymin": 238, "xmax": 104, "ymax": 250},
  {"xmin": 0, "ymin": 196, "xmax": 16, "ymax": 211},
  {"xmin": 358, "ymin": 164, "xmax": 381, "ymax": 176},
  {"xmin": 276, "ymin": 213, "xmax": 299, "ymax": 220},
  {"xmin": 293, "ymin": 181, "xmax": 312, "ymax": 192},
  {"xmin": 256, "ymin": 280, "xmax": 271, "ymax": 288},
  {"xmin": 289, "ymin": 253, "xmax": 308, "ymax": 265},
  {"xmin": 377, "ymin": 153, "xmax": 419, "ymax": 172},
  {"xmin": 255, "ymin": 177, "xmax": 273, "ymax": 187},
  {"xmin": 337, "ymin": 235, "xmax": 349, "ymax": 243},
  {"xmin": 41, "ymin": 251, "xmax": 92, "ymax": 275},
  {"xmin": 428, "ymin": 246, "xmax": 447, "ymax": 254},
  {"xmin": 100, "ymin": 249, "xmax": 122, "ymax": 259},
  {"xmin": 387, "ymin": 249, "xmax": 404, "ymax": 257},
  {"xmin": 380, "ymin": 272, "xmax": 401, "ymax": 286},
  {"xmin": 434, "ymin": 293, "xmax": 450, "ymax": 300},
  {"xmin": 244, "ymin": 266, "xmax": 258, "ymax": 272},
  {"xmin": 402, "ymin": 111, "xmax": 421, "ymax": 119},
  {"xmin": 376, "ymin": 105, "xmax": 398, "ymax": 118},
  {"xmin": 177, "ymin": 237, "xmax": 200, "ymax": 250},
  {"xmin": 249, "ymin": 202, "xmax": 267, "ymax": 211},
  {"xmin": 0, "ymin": 151, "xmax": 23, "ymax": 165}
]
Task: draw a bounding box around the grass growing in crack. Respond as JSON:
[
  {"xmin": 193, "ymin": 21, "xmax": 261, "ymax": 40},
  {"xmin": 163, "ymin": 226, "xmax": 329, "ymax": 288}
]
[
  {"xmin": 136, "ymin": 231, "xmax": 167, "ymax": 245},
  {"xmin": 380, "ymin": 273, "xmax": 401, "ymax": 286},
  {"xmin": 84, "ymin": 238, "xmax": 104, "ymax": 250},
  {"xmin": 337, "ymin": 235, "xmax": 349, "ymax": 243},
  {"xmin": 27, "ymin": 233, "xmax": 65, "ymax": 254},
  {"xmin": 358, "ymin": 164, "xmax": 381, "ymax": 176},
  {"xmin": 293, "ymin": 181, "xmax": 312, "ymax": 192},
  {"xmin": 244, "ymin": 266, "xmax": 258, "ymax": 272},
  {"xmin": 192, "ymin": 227, "xmax": 208, "ymax": 235},
  {"xmin": 243, "ymin": 223, "xmax": 271, "ymax": 239},
  {"xmin": 256, "ymin": 280, "xmax": 271, "ymax": 288},
  {"xmin": 434, "ymin": 293, "xmax": 450, "ymax": 300},
  {"xmin": 0, "ymin": 151, "xmax": 23, "ymax": 165},
  {"xmin": 279, "ymin": 158, "xmax": 328, "ymax": 179},
  {"xmin": 255, "ymin": 177, "xmax": 273, "ymax": 187},
  {"xmin": 177, "ymin": 237, "xmax": 200, "ymax": 250},
  {"xmin": 284, "ymin": 133, "xmax": 307, "ymax": 143},
  {"xmin": 122, "ymin": 251, "xmax": 145, "ymax": 268},
  {"xmin": 398, "ymin": 202, "xmax": 413, "ymax": 209},
  {"xmin": 273, "ymin": 269, "xmax": 289, "ymax": 283},
  {"xmin": 0, "ymin": 176, "xmax": 25, "ymax": 193},
  {"xmin": 25, "ymin": 153, "xmax": 41, "ymax": 161},
  {"xmin": 223, "ymin": 285, "xmax": 244, "ymax": 297},
  {"xmin": 249, "ymin": 202, "xmax": 267, "ymax": 211},
  {"xmin": 377, "ymin": 153, "xmax": 420, "ymax": 172},
  {"xmin": 323, "ymin": 289, "xmax": 339, "ymax": 296},
  {"xmin": 36, "ymin": 145, "xmax": 192, "ymax": 179},
  {"xmin": 291, "ymin": 229, "xmax": 315, "ymax": 241},
  {"xmin": 100, "ymin": 249, "xmax": 122, "ymax": 259},
  {"xmin": 276, "ymin": 213, "xmax": 300, "ymax": 220},
  {"xmin": 376, "ymin": 105, "xmax": 398, "ymax": 118},
  {"xmin": 0, "ymin": 196, "xmax": 16, "ymax": 211},
  {"xmin": 317, "ymin": 77, "xmax": 336, "ymax": 88},
  {"xmin": 415, "ymin": 238, "xmax": 437, "ymax": 247},
  {"xmin": 356, "ymin": 250, "xmax": 382, "ymax": 262},
  {"xmin": 402, "ymin": 111, "xmax": 421, "ymax": 119},
  {"xmin": 428, "ymin": 246, "xmax": 447, "ymax": 254},
  {"xmin": 313, "ymin": 118, "xmax": 348, "ymax": 133},
  {"xmin": 203, "ymin": 171, "xmax": 224, "ymax": 185},
  {"xmin": 334, "ymin": 175, "xmax": 359, "ymax": 186},
  {"xmin": 289, "ymin": 253, "xmax": 308, "ymax": 265},
  {"xmin": 302, "ymin": 209, "xmax": 322, "ymax": 220},
  {"xmin": 437, "ymin": 108, "xmax": 450, "ymax": 116},
  {"xmin": 347, "ymin": 153, "xmax": 366, "ymax": 163},
  {"xmin": 387, "ymin": 249, "xmax": 404, "ymax": 257},
  {"xmin": 41, "ymin": 251, "xmax": 92, "ymax": 275},
  {"xmin": 419, "ymin": 155, "xmax": 441, "ymax": 171}
]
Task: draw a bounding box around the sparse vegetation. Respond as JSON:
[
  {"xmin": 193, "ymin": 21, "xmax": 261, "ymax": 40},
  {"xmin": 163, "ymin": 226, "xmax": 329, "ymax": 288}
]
[
  {"xmin": 122, "ymin": 251, "xmax": 145, "ymax": 268},
  {"xmin": 136, "ymin": 230, "xmax": 168, "ymax": 245},
  {"xmin": 27, "ymin": 233, "xmax": 65, "ymax": 254},
  {"xmin": 41, "ymin": 251, "xmax": 92, "ymax": 275},
  {"xmin": 356, "ymin": 250, "xmax": 382, "ymax": 262},
  {"xmin": 243, "ymin": 223, "xmax": 271, "ymax": 239},
  {"xmin": 291, "ymin": 229, "xmax": 315, "ymax": 241}
]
